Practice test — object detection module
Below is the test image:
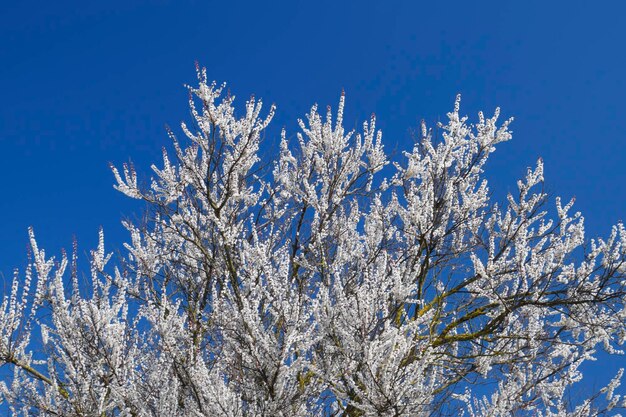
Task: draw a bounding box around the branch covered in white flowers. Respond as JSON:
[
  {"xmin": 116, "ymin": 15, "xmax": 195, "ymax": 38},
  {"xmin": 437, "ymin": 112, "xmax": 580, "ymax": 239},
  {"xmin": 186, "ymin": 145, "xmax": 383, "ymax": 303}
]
[{"xmin": 2, "ymin": 65, "xmax": 626, "ymax": 416}]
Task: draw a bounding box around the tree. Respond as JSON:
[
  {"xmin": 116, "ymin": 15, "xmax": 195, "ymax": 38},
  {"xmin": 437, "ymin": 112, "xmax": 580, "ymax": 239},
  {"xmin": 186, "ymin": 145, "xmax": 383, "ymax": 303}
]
[{"xmin": 2, "ymin": 65, "xmax": 626, "ymax": 417}]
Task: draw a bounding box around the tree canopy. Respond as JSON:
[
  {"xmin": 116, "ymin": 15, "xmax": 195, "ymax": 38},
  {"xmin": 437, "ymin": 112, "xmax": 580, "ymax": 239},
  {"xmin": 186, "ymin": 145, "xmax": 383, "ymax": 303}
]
[{"xmin": 2, "ymin": 66, "xmax": 626, "ymax": 416}]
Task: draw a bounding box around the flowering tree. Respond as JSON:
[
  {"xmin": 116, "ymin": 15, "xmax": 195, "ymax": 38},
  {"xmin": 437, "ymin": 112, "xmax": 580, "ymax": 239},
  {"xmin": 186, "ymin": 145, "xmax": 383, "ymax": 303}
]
[{"xmin": 2, "ymin": 66, "xmax": 626, "ymax": 416}]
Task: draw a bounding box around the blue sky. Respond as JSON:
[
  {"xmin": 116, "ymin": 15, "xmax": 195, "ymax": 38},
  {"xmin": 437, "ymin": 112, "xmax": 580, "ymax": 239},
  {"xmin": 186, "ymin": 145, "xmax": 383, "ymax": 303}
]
[{"xmin": 1, "ymin": 0, "xmax": 626, "ymax": 391}]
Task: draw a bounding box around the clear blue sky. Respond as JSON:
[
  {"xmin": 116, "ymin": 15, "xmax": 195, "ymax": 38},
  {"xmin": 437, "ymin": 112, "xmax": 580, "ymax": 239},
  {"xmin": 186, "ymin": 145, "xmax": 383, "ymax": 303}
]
[{"xmin": 1, "ymin": 0, "xmax": 625, "ymax": 387}]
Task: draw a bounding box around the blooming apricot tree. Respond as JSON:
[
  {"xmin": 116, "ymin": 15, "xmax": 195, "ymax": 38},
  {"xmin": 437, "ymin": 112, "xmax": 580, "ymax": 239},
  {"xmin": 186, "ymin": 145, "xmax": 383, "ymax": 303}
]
[{"xmin": 2, "ymin": 66, "xmax": 626, "ymax": 416}]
